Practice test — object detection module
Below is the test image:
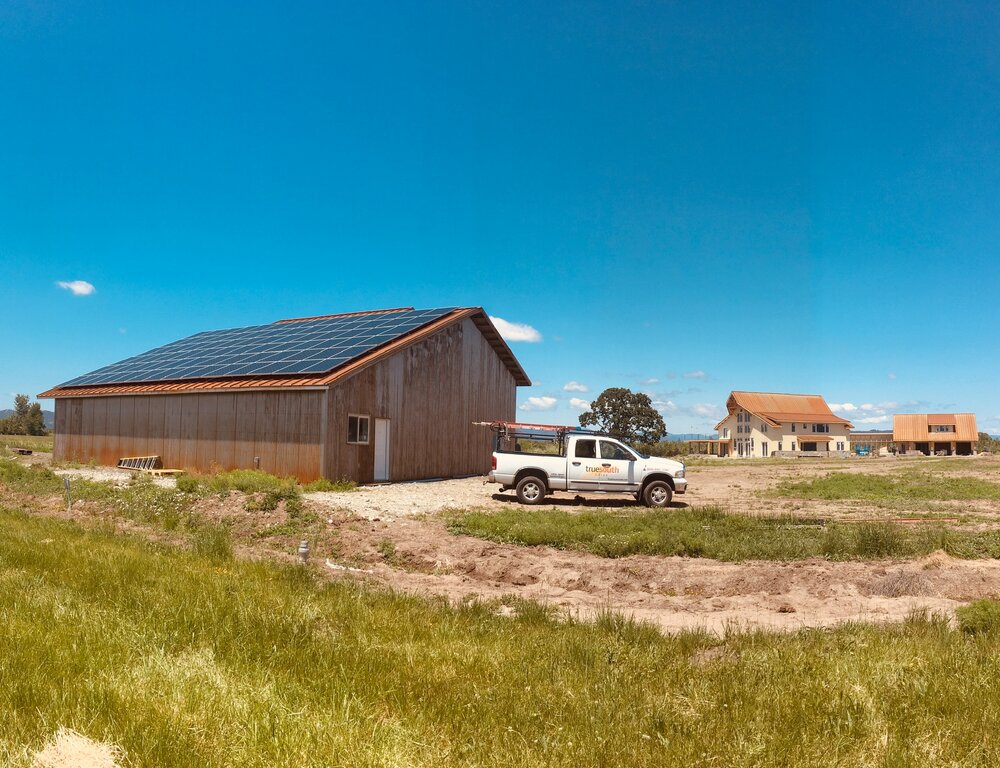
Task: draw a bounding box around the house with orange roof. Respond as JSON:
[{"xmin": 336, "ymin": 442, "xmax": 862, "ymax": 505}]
[{"xmin": 714, "ymin": 391, "xmax": 853, "ymax": 458}]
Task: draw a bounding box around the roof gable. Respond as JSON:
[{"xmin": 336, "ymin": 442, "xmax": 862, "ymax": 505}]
[{"xmin": 40, "ymin": 307, "xmax": 531, "ymax": 397}]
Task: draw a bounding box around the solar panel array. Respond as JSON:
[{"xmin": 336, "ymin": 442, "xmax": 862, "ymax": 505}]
[{"xmin": 59, "ymin": 307, "xmax": 458, "ymax": 387}]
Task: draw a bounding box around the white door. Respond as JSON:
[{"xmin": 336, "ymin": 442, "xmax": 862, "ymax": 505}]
[
  {"xmin": 566, "ymin": 437, "xmax": 601, "ymax": 492},
  {"xmin": 374, "ymin": 419, "xmax": 390, "ymax": 482},
  {"xmin": 596, "ymin": 439, "xmax": 639, "ymax": 491}
]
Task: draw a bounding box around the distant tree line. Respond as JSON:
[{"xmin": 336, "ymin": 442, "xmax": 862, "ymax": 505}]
[
  {"xmin": 978, "ymin": 432, "xmax": 1000, "ymax": 453},
  {"xmin": 0, "ymin": 394, "xmax": 47, "ymax": 436}
]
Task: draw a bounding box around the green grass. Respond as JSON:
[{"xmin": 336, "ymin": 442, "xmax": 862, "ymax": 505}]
[
  {"xmin": 446, "ymin": 506, "xmax": 1000, "ymax": 561},
  {"xmin": 302, "ymin": 477, "xmax": 358, "ymax": 492},
  {"xmin": 177, "ymin": 468, "xmax": 304, "ymax": 515},
  {"xmin": 5, "ymin": 508, "xmax": 1000, "ymax": 766},
  {"xmin": 771, "ymin": 471, "xmax": 1000, "ymax": 503},
  {"xmin": 0, "ymin": 434, "xmax": 54, "ymax": 453}
]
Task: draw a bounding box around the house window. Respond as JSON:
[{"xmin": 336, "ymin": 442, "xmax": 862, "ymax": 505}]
[
  {"xmin": 792, "ymin": 442, "xmax": 797, "ymax": 451},
  {"xmin": 347, "ymin": 414, "xmax": 370, "ymax": 444},
  {"xmin": 762, "ymin": 442, "xmax": 768, "ymax": 457},
  {"xmin": 812, "ymin": 424, "xmax": 830, "ymax": 433},
  {"xmin": 761, "ymin": 423, "xmax": 768, "ymax": 433},
  {"xmin": 778, "ymin": 442, "xmax": 783, "ymax": 452},
  {"xmin": 792, "ymin": 424, "xmax": 796, "ymax": 433},
  {"xmin": 723, "ymin": 428, "xmax": 730, "ymax": 438}
]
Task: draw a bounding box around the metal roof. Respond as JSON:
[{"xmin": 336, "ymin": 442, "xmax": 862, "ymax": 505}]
[
  {"xmin": 715, "ymin": 391, "xmax": 854, "ymax": 429},
  {"xmin": 40, "ymin": 307, "xmax": 531, "ymax": 397},
  {"xmin": 893, "ymin": 413, "xmax": 978, "ymax": 442}
]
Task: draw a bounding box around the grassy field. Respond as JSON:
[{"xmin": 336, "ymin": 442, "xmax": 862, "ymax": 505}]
[
  {"xmin": 0, "ymin": 433, "xmax": 54, "ymax": 453},
  {"xmin": 447, "ymin": 506, "xmax": 1000, "ymax": 561},
  {"xmin": 3, "ymin": 507, "xmax": 1000, "ymax": 766},
  {"xmin": 771, "ymin": 471, "xmax": 1000, "ymax": 503}
]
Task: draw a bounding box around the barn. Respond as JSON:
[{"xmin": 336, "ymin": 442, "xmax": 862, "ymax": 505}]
[{"xmin": 39, "ymin": 306, "xmax": 530, "ymax": 483}]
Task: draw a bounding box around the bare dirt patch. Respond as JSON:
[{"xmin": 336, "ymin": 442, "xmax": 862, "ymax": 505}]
[
  {"xmin": 33, "ymin": 728, "xmax": 123, "ymax": 768},
  {"xmin": 320, "ymin": 513, "xmax": 1000, "ymax": 634}
]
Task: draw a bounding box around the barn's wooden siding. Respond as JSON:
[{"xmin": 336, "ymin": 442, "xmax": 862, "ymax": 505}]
[
  {"xmin": 54, "ymin": 390, "xmax": 324, "ymax": 479},
  {"xmin": 325, "ymin": 317, "xmax": 516, "ymax": 482}
]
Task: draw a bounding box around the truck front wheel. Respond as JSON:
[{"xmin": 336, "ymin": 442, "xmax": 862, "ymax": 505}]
[
  {"xmin": 642, "ymin": 480, "xmax": 673, "ymax": 508},
  {"xmin": 515, "ymin": 475, "xmax": 546, "ymax": 505}
]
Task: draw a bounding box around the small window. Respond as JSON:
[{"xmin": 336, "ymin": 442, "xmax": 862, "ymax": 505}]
[
  {"xmin": 792, "ymin": 424, "xmax": 796, "ymax": 433},
  {"xmin": 347, "ymin": 414, "xmax": 370, "ymax": 444},
  {"xmin": 575, "ymin": 439, "xmax": 597, "ymax": 459},
  {"xmin": 778, "ymin": 442, "xmax": 783, "ymax": 452},
  {"xmin": 600, "ymin": 441, "xmax": 633, "ymax": 461}
]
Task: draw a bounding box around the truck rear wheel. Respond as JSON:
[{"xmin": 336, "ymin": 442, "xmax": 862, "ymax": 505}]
[
  {"xmin": 642, "ymin": 480, "xmax": 673, "ymax": 508},
  {"xmin": 515, "ymin": 475, "xmax": 546, "ymax": 505}
]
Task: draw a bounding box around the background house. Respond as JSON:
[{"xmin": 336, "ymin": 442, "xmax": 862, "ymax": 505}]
[
  {"xmin": 893, "ymin": 414, "xmax": 978, "ymax": 456},
  {"xmin": 40, "ymin": 306, "xmax": 529, "ymax": 482},
  {"xmin": 715, "ymin": 391, "xmax": 853, "ymax": 458}
]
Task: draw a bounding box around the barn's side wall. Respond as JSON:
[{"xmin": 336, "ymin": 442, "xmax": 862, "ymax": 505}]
[
  {"xmin": 54, "ymin": 390, "xmax": 324, "ymax": 479},
  {"xmin": 324, "ymin": 317, "xmax": 516, "ymax": 482}
]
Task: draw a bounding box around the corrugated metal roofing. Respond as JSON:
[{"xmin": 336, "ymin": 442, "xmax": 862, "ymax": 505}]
[
  {"xmin": 893, "ymin": 413, "xmax": 978, "ymax": 442},
  {"xmin": 716, "ymin": 391, "xmax": 853, "ymax": 429},
  {"xmin": 40, "ymin": 307, "xmax": 532, "ymax": 397}
]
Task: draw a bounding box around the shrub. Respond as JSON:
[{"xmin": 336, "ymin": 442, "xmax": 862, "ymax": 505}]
[
  {"xmin": 175, "ymin": 474, "xmax": 200, "ymax": 494},
  {"xmin": 957, "ymin": 599, "xmax": 1000, "ymax": 635},
  {"xmin": 302, "ymin": 477, "xmax": 358, "ymax": 492}
]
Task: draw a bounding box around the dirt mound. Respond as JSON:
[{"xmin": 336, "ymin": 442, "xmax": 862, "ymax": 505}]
[{"xmin": 33, "ymin": 729, "xmax": 123, "ymax": 768}]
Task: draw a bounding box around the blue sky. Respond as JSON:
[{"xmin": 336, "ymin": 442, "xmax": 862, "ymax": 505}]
[{"xmin": 2, "ymin": 1, "xmax": 998, "ymax": 434}]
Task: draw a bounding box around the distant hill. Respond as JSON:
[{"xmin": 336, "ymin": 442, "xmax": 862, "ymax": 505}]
[{"xmin": 0, "ymin": 409, "xmax": 55, "ymax": 430}]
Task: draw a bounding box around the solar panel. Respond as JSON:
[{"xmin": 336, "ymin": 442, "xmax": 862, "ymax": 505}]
[{"xmin": 59, "ymin": 307, "xmax": 458, "ymax": 387}]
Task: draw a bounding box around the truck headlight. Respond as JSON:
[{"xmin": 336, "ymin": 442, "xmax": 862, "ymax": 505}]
[{"xmin": 675, "ymin": 469, "xmax": 685, "ymax": 479}]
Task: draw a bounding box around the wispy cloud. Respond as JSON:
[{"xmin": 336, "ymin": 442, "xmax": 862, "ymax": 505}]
[
  {"xmin": 640, "ymin": 377, "xmax": 660, "ymax": 385},
  {"xmin": 683, "ymin": 370, "xmax": 707, "ymax": 380},
  {"xmin": 563, "ymin": 381, "xmax": 588, "ymax": 393},
  {"xmin": 888, "ymin": 372, "xmax": 897, "ymax": 380},
  {"xmin": 519, "ymin": 396, "xmax": 557, "ymax": 412},
  {"xmin": 490, "ymin": 316, "xmax": 542, "ymax": 343},
  {"xmin": 57, "ymin": 280, "xmax": 96, "ymax": 296},
  {"xmin": 690, "ymin": 403, "xmax": 724, "ymax": 419},
  {"xmin": 569, "ymin": 397, "xmax": 591, "ymax": 411}
]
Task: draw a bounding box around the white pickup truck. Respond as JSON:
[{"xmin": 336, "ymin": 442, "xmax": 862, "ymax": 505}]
[{"xmin": 481, "ymin": 421, "xmax": 687, "ymax": 507}]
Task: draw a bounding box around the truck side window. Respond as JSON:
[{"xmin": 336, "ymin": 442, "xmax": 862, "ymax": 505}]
[
  {"xmin": 575, "ymin": 439, "xmax": 596, "ymax": 458},
  {"xmin": 600, "ymin": 441, "xmax": 632, "ymax": 461}
]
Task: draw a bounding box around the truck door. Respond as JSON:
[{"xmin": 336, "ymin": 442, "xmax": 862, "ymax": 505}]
[
  {"xmin": 567, "ymin": 438, "xmax": 602, "ymax": 492},
  {"xmin": 596, "ymin": 439, "xmax": 638, "ymax": 491}
]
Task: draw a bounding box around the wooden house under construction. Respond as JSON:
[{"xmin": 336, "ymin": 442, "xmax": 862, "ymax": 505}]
[
  {"xmin": 39, "ymin": 307, "xmax": 530, "ymax": 483},
  {"xmin": 892, "ymin": 413, "xmax": 978, "ymax": 456}
]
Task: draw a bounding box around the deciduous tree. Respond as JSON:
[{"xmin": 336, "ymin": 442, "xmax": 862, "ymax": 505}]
[{"xmin": 578, "ymin": 387, "xmax": 666, "ymax": 444}]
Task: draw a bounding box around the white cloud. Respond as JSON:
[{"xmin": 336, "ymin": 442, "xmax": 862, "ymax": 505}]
[
  {"xmin": 57, "ymin": 280, "xmax": 96, "ymax": 296},
  {"xmin": 829, "ymin": 402, "xmax": 857, "ymax": 412},
  {"xmin": 569, "ymin": 397, "xmax": 591, "ymax": 411},
  {"xmin": 653, "ymin": 399, "xmax": 678, "ymax": 414},
  {"xmin": 563, "ymin": 381, "xmax": 588, "ymax": 393},
  {"xmin": 888, "ymin": 372, "xmax": 897, "ymax": 380},
  {"xmin": 519, "ymin": 396, "xmax": 557, "ymax": 412},
  {"xmin": 640, "ymin": 377, "xmax": 660, "ymax": 385},
  {"xmin": 856, "ymin": 415, "xmax": 891, "ymax": 425},
  {"xmin": 691, "ymin": 403, "xmax": 724, "ymax": 419},
  {"xmin": 683, "ymin": 370, "xmax": 707, "ymax": 380},
  {"xmin": 489, "ymin": 316, "xmax": 542, "ymax": 343}
]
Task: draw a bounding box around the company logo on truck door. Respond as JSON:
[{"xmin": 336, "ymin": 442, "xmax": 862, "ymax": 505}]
[{"xmin": 585, "ymin": 465, "xmax": 621, "ymax": 474}]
